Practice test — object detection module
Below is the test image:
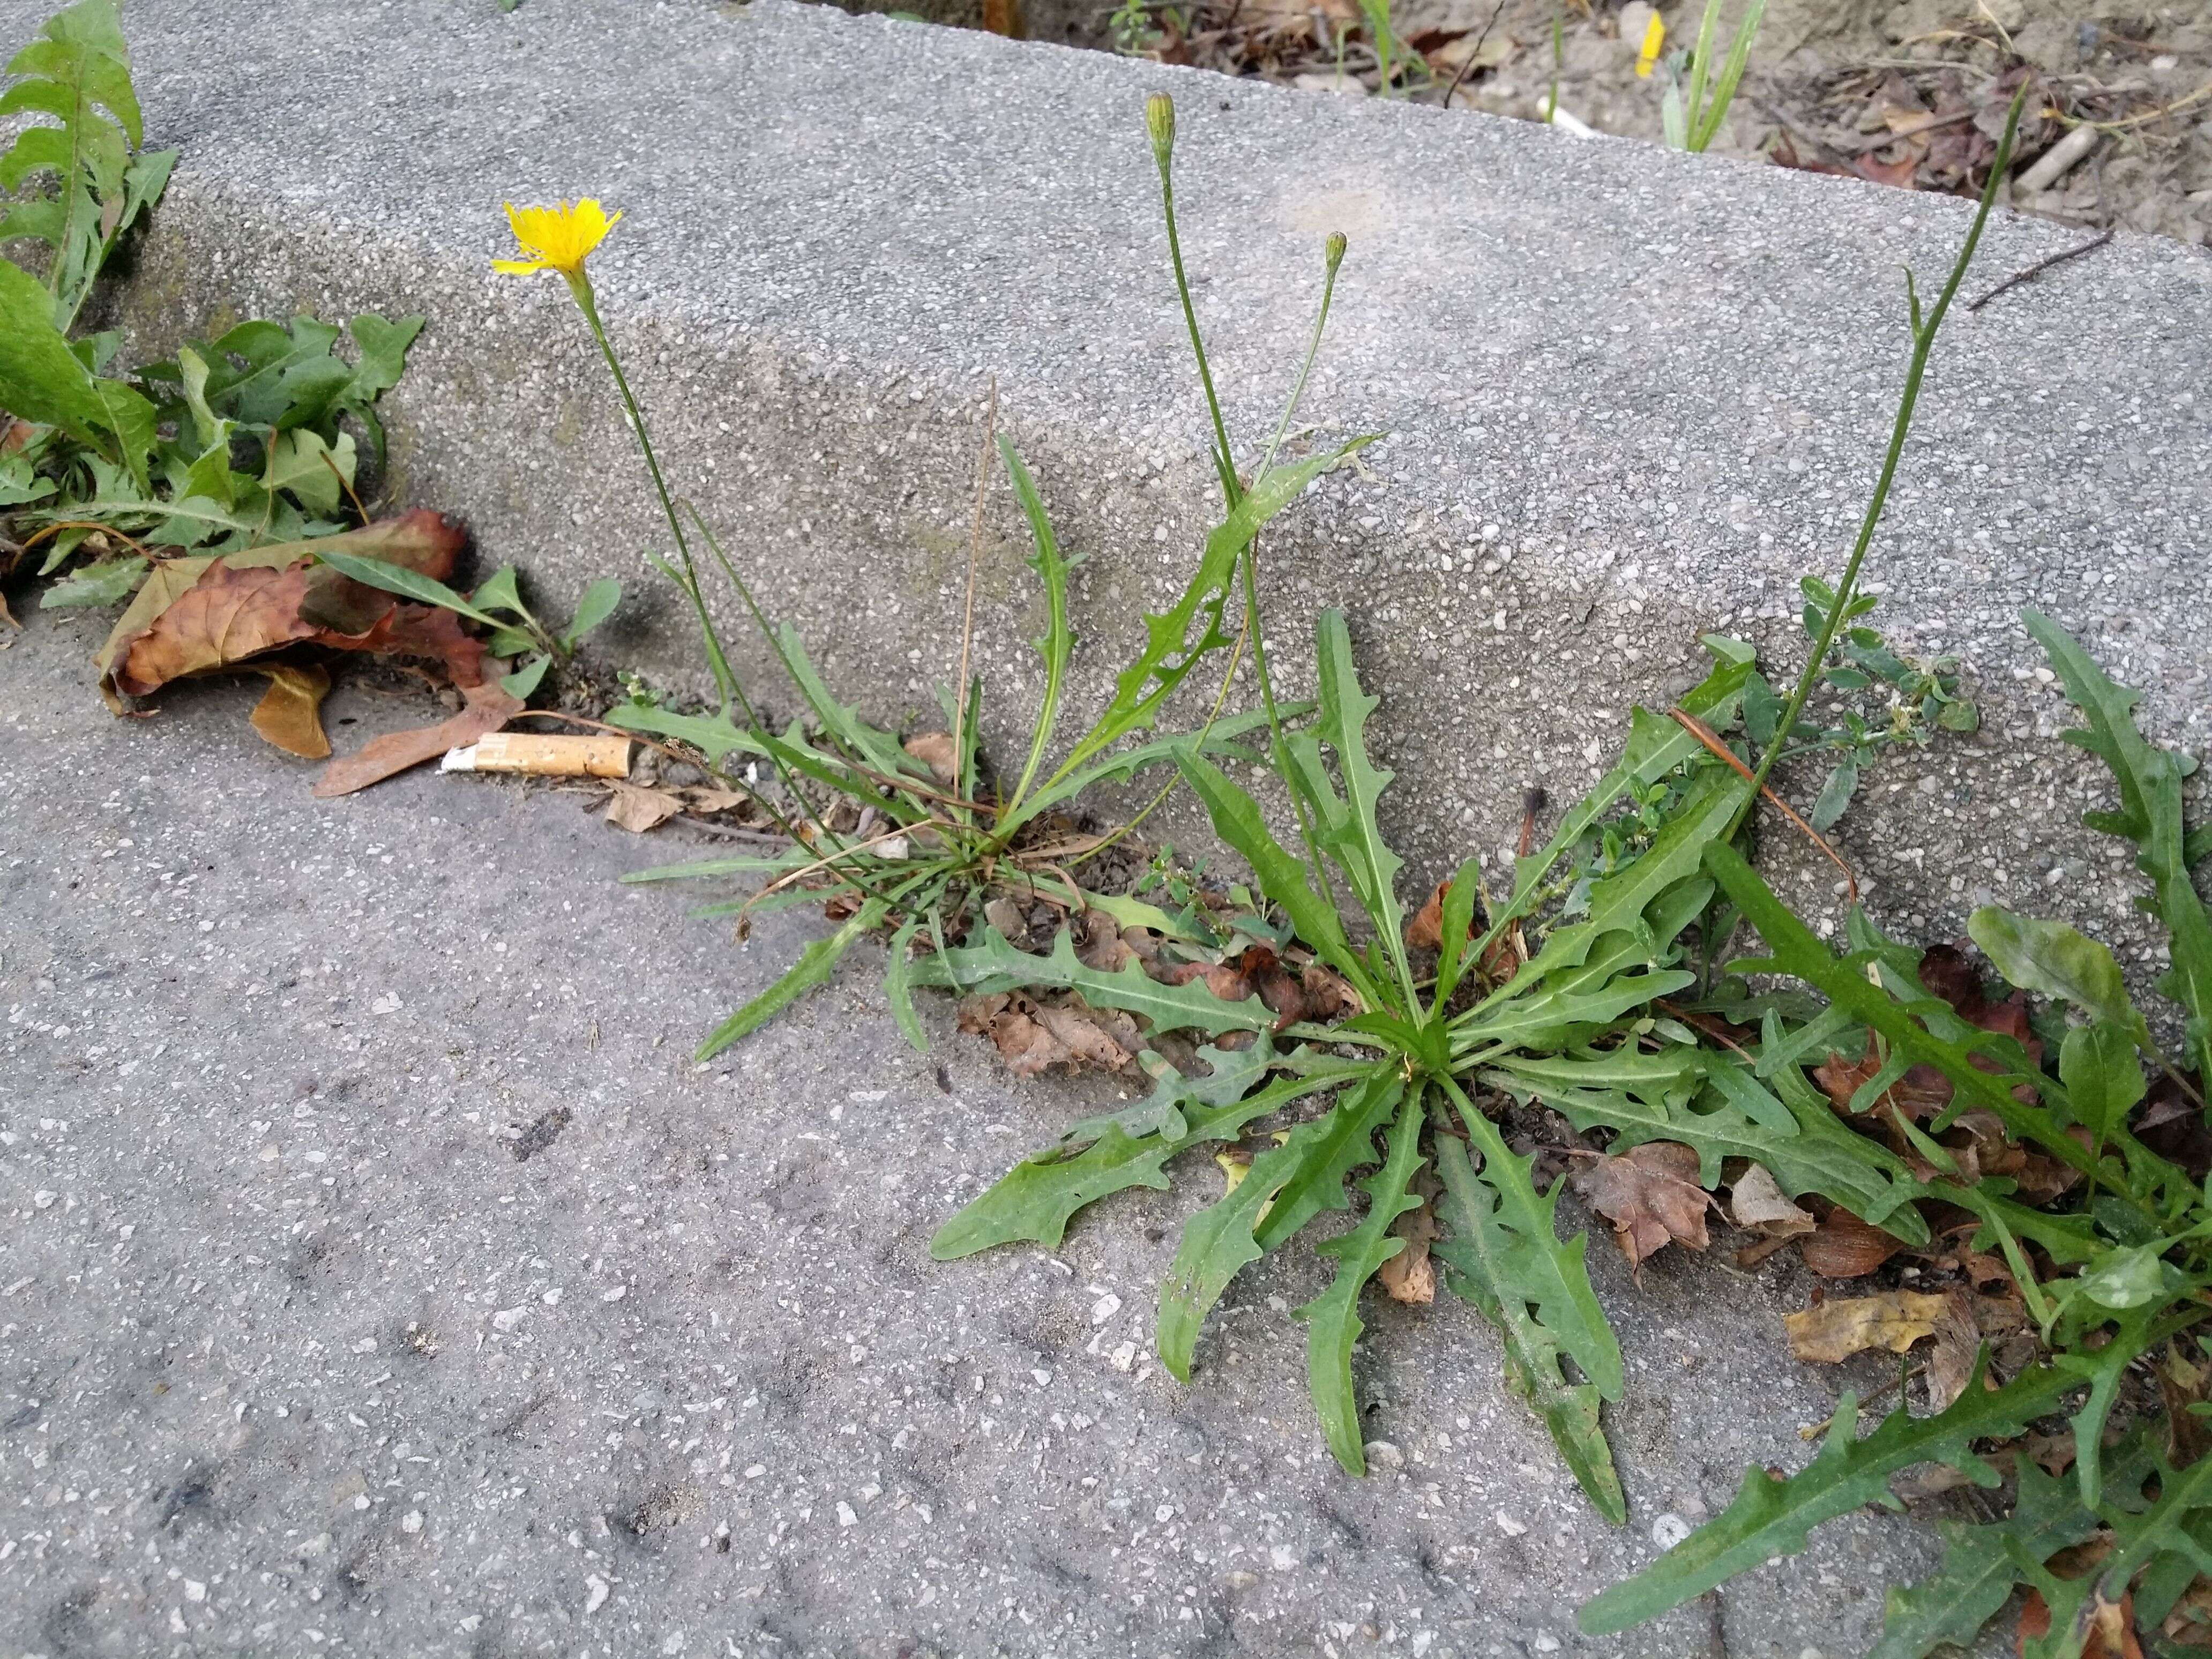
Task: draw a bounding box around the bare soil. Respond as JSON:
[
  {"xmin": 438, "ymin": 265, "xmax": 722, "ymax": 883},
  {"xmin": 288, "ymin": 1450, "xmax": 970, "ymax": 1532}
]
[{"xmin": 1002, "ymin": 0, "xmax": 2212, "ymax": 245}]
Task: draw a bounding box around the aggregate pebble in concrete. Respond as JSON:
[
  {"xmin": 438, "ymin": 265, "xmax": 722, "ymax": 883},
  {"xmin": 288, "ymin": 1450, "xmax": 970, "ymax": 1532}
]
[{"xmin": 0, "ymin": 609, "xmax": 2005, "ymax": 1656}]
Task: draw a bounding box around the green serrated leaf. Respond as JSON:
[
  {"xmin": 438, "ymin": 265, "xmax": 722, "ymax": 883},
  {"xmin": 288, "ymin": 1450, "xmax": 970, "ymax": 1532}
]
[
  {"xmin": 906, "ymin": 926, "xmax": 1274, "ymax": 1037},
  {"xmin": 1176, "ymin": 748, "xmax": 1381, "ymax": 1009},
  {"xmin": 1579, "ymin": 1356, "xmax": 2074, "ymax": 1635},
  {"xmin": 1048, "ymin": 438, "xmax": 1373, "ymax": 790},
  {"xmin": 1296, "ymin": 1085, "xmax": 1425, "ymax": 1474},
  {"xmin": 1705, "ymin": 841, "xmax": 2090, "ymax": 1182},
  {"xmin": 1437, "ymin": 1074, "xmax": 1624, "ymax": 1401},
  {"xmin": 1432, "ymin": 1124, "xmax": 1626, "ymax": 1523},
  {"xmin": 1156, "ymin": 1072, "xmax": 1401, "ymax": 1381},
  {"xmin": 2026, "ymin": 610, "xmax": 2212, "ymax": 1078},
  {"xmin": 930, "ymin": 1057, "xmax": 1362, "ymax": 1260},
  {"xmin": 1868, "ymin": 1453, "xmax": 2104, "ymax": 1659},
  {"xmin": 1490, "ymin": 1051, "xmax": 1929, "ymax": 1239},
  {"xmin": 1311, "ymin": 609, "xmax": 1416, "ymax": 1004}
]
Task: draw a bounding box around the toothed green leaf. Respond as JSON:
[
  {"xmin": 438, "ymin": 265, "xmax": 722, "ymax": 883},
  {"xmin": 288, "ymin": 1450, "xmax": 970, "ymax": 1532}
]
[
  {"xmin": 1867, "ymin": 1452, "xmax": 2108, "ymax": 1659},
  {"xmin": 1579, "ymin": 1356, "xmax": 2075, "ymax": 1635},
  {"xmin": 906, "ymin": 926, "xmax": 1274, "ymax": 1038},
  {"xmin": 1438, "ymin": 1078, "xmax": 1624, "ymax": 1401},
  {"xmin": 1431, "ymin": 1126, "xmax": 1626, "ymax": 1524},
  {"xmin": 1157, "ymin": 1072, "xmax": 1401, "ymax": 1381},
  {"xmin": 1311, "ymin": 608, "xmax": 1415, "ymax": 1003},
  {"xmin": 931, "ymin": 1060, "xmax": 1360, "ymax": 1260},
  {"xmin": 1296, "ymin": 1085, "xmax": 1425, "ymax": 1474}
]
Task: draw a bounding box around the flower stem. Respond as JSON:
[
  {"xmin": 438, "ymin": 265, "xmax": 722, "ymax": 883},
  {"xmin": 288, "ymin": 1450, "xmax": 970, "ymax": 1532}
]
[
  {"xmin": 569, "ymin": 275, "xmax": 743, "ymax": 718},
  {"xmin": 1734, "ymin": 84, "xmax": 2027, "ymax": 843}
]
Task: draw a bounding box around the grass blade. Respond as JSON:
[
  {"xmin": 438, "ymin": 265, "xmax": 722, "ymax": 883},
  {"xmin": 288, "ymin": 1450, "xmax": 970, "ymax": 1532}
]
[
  {"xmin": 695, "ymin": 896, "xmax": 887, "ymax": 1061},
  {"xmin": 998, "ymin": 436, "xmax": 1077, "ymax": 819}
]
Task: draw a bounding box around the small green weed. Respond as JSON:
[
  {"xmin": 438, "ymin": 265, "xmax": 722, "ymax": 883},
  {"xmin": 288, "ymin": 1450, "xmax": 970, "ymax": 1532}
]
[
  {"xmin": 0, "ymin": 1, "xmax": 422, "ymax": 601},
  {"xmin": 1658, "ymin": 0, "xmax": 1767, "ymax": 153},
  {"xmin": 497, "ymin": 100, "xmax": 1368, "ymax": 1060}
]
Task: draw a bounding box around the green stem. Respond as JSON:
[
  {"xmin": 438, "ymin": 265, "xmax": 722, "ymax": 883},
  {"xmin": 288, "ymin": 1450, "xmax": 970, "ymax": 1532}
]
[
  {"xmin": 1733, "ymin": 84, "xmax": 2027, "ymax": 841},
  {"xmin": 569, "ymin": 276, "xmax": 742, "ymax": 717},
  {"xmin": 1154, "ymin": 154, "xmax": 1239, "ymax": 509}
]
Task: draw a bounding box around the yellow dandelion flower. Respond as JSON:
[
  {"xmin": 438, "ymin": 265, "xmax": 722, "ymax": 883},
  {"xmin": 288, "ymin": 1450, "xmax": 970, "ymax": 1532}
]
[
  {"xmin": 493, "ymin": 199, "xmax": 622, "ymax": 280},
  {"xmin": 1633, "ymin": 13, "xmax": 1665, "ymax": 77}
]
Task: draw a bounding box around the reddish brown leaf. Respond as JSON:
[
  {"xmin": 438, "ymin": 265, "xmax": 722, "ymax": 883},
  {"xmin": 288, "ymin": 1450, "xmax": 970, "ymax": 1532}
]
[
  {"xmin": 1073, "ymin": 911, "xmax": 1132, "ymax": 973},
  {"xmin": 1573, "ymin": 1141, "xmax": 1709, "ymax": 1272},
  {"xmin": 1799, "ymin": 1208, "xmax": 1905, "ymax": 1279},
  {"xmin": 1406, "ymin": 878, "xmax": 1458, "ymax": 954},
  {"xmin": 310, "ymin": 602, "xmax": 491, "ymax": 688},
  {"xmin": 1854, "ymin": 152, "xmax": 1923, "ymax": 189},
  {"xmin": 313, "ymin": 682, "xmax": 522, "ymax": 798},
  {"xmin": 113, "ymin": 557, "xmax": 318, "ymax": 697}
]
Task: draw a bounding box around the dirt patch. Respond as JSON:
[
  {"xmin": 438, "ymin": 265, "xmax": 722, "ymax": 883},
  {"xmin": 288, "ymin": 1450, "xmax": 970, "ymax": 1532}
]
[{"xmin": 947, "ymin": 0, "xmax": 2212, "ymax": 245}]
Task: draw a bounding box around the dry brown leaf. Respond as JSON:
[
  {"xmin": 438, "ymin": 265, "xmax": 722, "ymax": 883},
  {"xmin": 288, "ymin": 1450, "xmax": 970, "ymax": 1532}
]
[
  {"xmin": 1799, "ymin": 1207, "xmax": 1908, "ymax": 1279},
  {"xmin": 1783, "ymin": 1290, "xmax": 1952, "ymax": 1364},
  {"xmin": 1378, "ymin": 1201, "xmax": 1438, "ymax": 1304},
  {"xmin": 681, "ymin": 787, "xmax": 752, "ymax": 814},
  {"xmin": 903, "ymin": 730, "xmax": 958, "ymax": 784},
  {"xmin": 313, "ymin": 682, "xmax": 522, "ymax": 799},
  {"xmin": 310, "ymin": 600, "xmax": 490, "ymax": 689},
  {"xmin": 113, "ymin": 557, "xmax": 317, "ymax": 696},
  {"xmin": 1073, "ymin": 911, "xmax": 1132, "ymax": 973},
  {"xmin": 97, "ymin": 513, "xmax": 469, "ymax": 706},
  {"xmin": 247, "ymin": 663, "xmax": 332, "ymax": 758},
  {"xmin": 1923, "ymin": 1289, "xmax": 1981, "ymax": 1411},
  {"xmin": 1406, "ymin": 878, "xmax": 1459, "ymax": 954},
  {"xmin": 1729, "ymin": 1163, "xmax": 1814, "ymax": 1236},
  {"xmin": 2018, "ymin": 1587, "xmax": 2144, "ymax": 1659},
  {"xmin": 1301, "ymin": 963, "xmax": 1357, "ymax": 1021},
  {"xmin": 604, "ymin": 779, "xmax": 684, "ymax": 834},
  {"xmin": 1573, "ymin": 1141, "xmax": 1709, "ymax": 1272},
  {"xmin": 956, "ymin": 991, "xmax": 1137, "ymax": 1078}
]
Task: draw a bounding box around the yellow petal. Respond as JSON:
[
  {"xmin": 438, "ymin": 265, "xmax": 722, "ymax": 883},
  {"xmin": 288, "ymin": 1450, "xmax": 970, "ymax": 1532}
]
[{"xmin": 492, "ymin": 256, "xmax": 551, "ymax": 275}]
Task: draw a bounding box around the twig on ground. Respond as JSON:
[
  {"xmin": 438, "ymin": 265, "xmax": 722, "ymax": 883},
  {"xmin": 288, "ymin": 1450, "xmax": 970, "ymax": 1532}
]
[
  {"xmin": 1667, "ymin": 707, "xmax": 1860, "ymax": 905},
  {"xmin": 1439, "ymin": 0, "xmax": 1509, "ymax": 109},
  {"xmin": 1964, "ymin": 228, "xmax": 2113, "ymax": 312},
  {"xmin": 1844, "ymin": 108, "xmax": 1974, "ymax": 155}
]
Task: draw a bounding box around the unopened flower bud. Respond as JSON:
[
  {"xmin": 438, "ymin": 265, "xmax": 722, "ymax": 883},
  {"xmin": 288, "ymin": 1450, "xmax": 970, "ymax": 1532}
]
[
  {"xmin": 1324, "ymin": 231, "xmax": 1347, "ymax": 275},
  {"xmin": 1146, "ymin": 93, "xmax": 1176, "ymax": 166}
]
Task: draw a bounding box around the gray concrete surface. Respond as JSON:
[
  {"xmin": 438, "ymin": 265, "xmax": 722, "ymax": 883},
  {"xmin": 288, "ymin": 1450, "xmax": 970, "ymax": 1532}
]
[
  {"xmin": 2, "ymin": 605, "xmax": 1997, "ymax": 1656},
  {"xmin": 34, "ymin": 0, "xmax": 2206, "ymax": 973}
]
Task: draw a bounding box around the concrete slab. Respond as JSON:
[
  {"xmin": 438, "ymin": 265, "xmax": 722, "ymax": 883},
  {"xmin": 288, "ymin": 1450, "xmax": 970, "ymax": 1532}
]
[
  {"xmin": 0, "ymin": 604, "xmax": 1997, "ymax": 1656},
  {"xmin": 22, "ymin": 0, "xmax": 2203, "ymax": 967}
]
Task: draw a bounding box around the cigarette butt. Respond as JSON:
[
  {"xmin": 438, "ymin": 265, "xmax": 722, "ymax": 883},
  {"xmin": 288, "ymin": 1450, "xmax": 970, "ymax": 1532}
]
[{"xmin": 441, "ymin": 732, "xmax": 632, "ymax": 778}]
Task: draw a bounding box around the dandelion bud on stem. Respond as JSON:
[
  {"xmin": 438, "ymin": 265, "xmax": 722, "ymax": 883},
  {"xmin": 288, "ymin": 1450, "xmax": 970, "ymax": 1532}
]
[
  {"xmin": 1146, "ymin": 93, "xmax": 1176, "ymax": 168},
  {"xmin": 1324, "ymin": 231, "xmax": 1347, "ymax": 275}
]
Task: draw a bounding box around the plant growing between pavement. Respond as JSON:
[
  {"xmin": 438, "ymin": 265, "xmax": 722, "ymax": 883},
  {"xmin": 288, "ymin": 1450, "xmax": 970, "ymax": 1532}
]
[
  {"xmin": 491, "ymin": 108, "xmax": 1372, "ymax": 1060},
  {"xmin": 1657, "ymin": 0, "xmax": 1767, "ymax": 153},
  {"xmin": 0, "ymin": 0, "xmax": 424, "ymax": 607}
]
